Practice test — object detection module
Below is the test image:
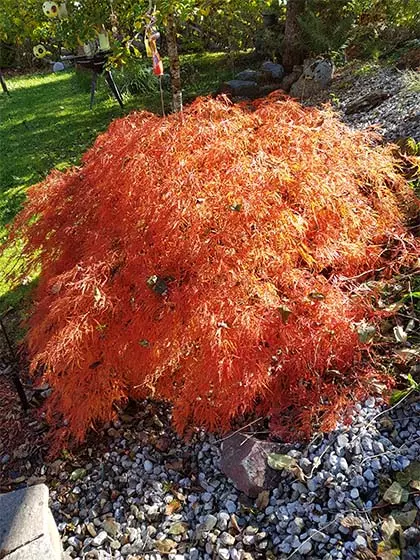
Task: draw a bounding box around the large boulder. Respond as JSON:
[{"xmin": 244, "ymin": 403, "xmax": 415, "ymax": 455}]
[
  {"xmin": 219, "ymin": 80, "xmax": 260, "ymax": 99},
  {"xmin": 220, "ymin": 433, "xmax": 292, "ymax": 497},
  {"xmin": 290, "ymin": 58, "xmax": 334, "ymax": 99}
]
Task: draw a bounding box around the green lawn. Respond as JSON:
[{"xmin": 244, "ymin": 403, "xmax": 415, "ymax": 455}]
[
  {"xmin": 0, "ymin": 51, "xmax": 253, "ymax": 312},
  {"xmin": 1, "ymin": 70, "xmax": 140, "ymax": 231}
]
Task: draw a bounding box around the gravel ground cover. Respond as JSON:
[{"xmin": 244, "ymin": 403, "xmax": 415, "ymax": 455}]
[
  {"xmin": 305, "ymin": 64, "xmax": 420, "ymax": 142},
  {"xmin": 47, "ymin": 393, "xmax": 420, "ymax": 560}
]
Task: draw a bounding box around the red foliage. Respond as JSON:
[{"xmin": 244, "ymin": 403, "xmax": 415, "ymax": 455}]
[{"xmin": 5, "ymin": 93, "xmax": 420, "ymax": 447}]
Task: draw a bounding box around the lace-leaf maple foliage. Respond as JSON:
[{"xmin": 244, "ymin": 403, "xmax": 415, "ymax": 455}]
[{"xmin": 5, "ymin": 93, "xmax": 419, "ymax": 447}]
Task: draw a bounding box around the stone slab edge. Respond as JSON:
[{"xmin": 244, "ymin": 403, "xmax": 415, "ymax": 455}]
[{"xmin": 0, "ymin": 483, "xmax": 63, "ymax": 559}]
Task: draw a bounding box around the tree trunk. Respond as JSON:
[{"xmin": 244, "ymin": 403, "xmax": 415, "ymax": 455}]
[
  {"xmin": 282, "ymin": 0, "xmax": 306, "ymax": 73},
  {"xmin": 166, "ymin": 13, "xmax": 182, "ymax": 113}
]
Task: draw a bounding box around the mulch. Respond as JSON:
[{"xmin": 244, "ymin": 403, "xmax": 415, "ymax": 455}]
[{"xmin": 0, "ymin": 363, "xmax": 49, "ymax": 492}]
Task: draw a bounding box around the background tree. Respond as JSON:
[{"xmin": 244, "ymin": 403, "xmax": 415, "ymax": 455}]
[
  {"xmin": 281, "ymin": 0, "xmax": 306, "ymax": 71},
  {"xmin": 166, "ymin": 11, "xmax": 182, "ymax": 111}
]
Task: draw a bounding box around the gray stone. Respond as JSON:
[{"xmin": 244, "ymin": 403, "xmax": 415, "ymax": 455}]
[
  {"xmin": 189, "ymin": 549, "xmax": 200, "ymax": 560},
  {"xmin": 371, "ymin": 458, "xmax": 381, "ymax": 471},
  {"xmin": 361, "ymin": 437, "xmax": 373, "ymax": 453},
  {"xmin": 144, "ymin": 460, "xmax": 154, "ymax": 473},
  {"xmin": 327, "ymin": 498, "xmax": 336, "ymax": 509},
  {"xmin": 306, "ymin": 477, "xmax": 320, "ymax": 492},
  {"xmin": 219, "ymin": 532, "xmax": 235, "ymax": 546},
  {"xmin": 278, "ymin": 541, "xmax": 292, "ymax": 554},
  {"xmin": 259, "ymin": 84, "xmax": 282, "ymax": 97},
  {"xmin": 220, "ymin": 433, "xmax": 290, "ymax": 497},
  {"xmin": 196, "ymin": 514, "xmax": 218, "ymax": 539},
  {"xmin": 235, "ymin": 69, "xmax": 260, "ymax": 82},
  {"xmin": 261, "ymin": 61, "xmax": 285, "ymax": 81},
  {"xmin": 354, "ymin": 535, "xmax": 367, "ymax": 548},
  {"xmin": 225, "ymin": 500, "xmax": 237, "ymax": 514},
  {"xmin": 0, "ymin": 484, "xmax": 62, "ymax": 560},
  {"xmin": 309, "ymin": 529, "xmax": 329, "ymax": 543},
  {"xmin": 257, "ymin": 540, "xmax": 268, "ymax": 550},
  {"xmin": 312, "ymin": 59, "xmax": 335, "ymax": 87},
  {"xmin": 66, "ymin": 536, "xmax": 81, "ymax": 549},
  {"xmin": 217, "ymin": 512, "xmax": 230, "ymax": 530},
  {"xmin": 53, "ymin": 61, "xmax": 65, "ymax": 73},
  {"xmin": 219, "ymin": 80, "xmax": 260, "ymax": 100},
  {"xmin": 243, "ymin": 534, "xmax": 256, "ymax": 546},
  {"xmin": 350, "ymin": 475, "xmax": 365, "ymax": 488},
  {"xmin": 290, "ymin": 58, "xmax": 334, "ymax": 98},
  {"xmin": 336, "ymin": 434, "xmax": 349, "ymax": 448},
  {"xmin": 230, "ymin": 549, "xmax": 241, "ymax": 560},
  {"xmin": 121, "ymin": 543, "xmax": 135, "ymax": 555},
  {"xmin": 288, "ymin": 517, "xmax": 305, "ymax": 535},
  {"xmin": 299, "ymin": 540, "xmax": 313, "ymax": 555},
  {"xmin": 338, "ymin": 457, "xmax": 349, "ymax": 472},
  {"xmin": 363, "ymin": 468, "xmax": 375, "ymax": 481}
]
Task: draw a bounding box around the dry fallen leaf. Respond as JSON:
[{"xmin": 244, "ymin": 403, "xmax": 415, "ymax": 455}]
[
  {"xmin": 165, "ymin": 459, "xmax": 184, "ymax": 472},
  {"xmin": 391, "ymin": 509, "xmax": 417, "ymax": 529},
  {"xmin": 267, "ymin": 453, "xmax": 297, "ymax": 470},
  {"xmin": 230, "ymin": 513, "xmax": 241, "ymax": 534},
  {"xmin": 167, "ymin": 521, "xmax": 188, "ymax": 535},
  {"xmin": 381, "ymin": 516, "xmax": 398, "ymax": 540},
  {"xmin": 255, "ymin": 490, "xmax": 270, "ymax": 510},
  {"xmin": 340, "ymin": 515, "xmax": 364, "ymax": 528},
  {"xmin": 155, "ymin": 538, "xmax": 177, "ymax": 554},
  {"xmin": 383, "ymin": 481, "xmax": 408, "ymax": 504},
  {"xmin": 165, "ymin": 499, "xmax": 182, "ymax": 516}
]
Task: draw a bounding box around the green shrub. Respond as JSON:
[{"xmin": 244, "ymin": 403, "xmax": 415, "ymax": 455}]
[{"xmin": 114, "ymin": 59, "xmax": 160, "ymax": 97}]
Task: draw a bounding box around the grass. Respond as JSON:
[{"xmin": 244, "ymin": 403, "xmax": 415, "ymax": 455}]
[{"xmin": 0, "ymin": 51, "xmax": 254, "ymax": 314}]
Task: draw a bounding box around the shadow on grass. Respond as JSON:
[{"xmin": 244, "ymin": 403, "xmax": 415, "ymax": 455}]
[{"xmin": 0, "ymin": 279, "xmax": 37, "ymax": 347}]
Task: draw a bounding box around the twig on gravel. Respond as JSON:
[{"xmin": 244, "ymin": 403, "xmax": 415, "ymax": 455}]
[
  {"xmin": 287, "ymin": 490, "xmax": 420, "ymax": 560},
  {"xmin": 360, "ymin": 435, "xmax": 420, "ymax": 465},
  {"xmin": 351, "ymin": 388, "xmax": 415, "ymax": 442},
  {"xmin": 215, "ymin": 417, "xmax": 263, "ymax": 444}
]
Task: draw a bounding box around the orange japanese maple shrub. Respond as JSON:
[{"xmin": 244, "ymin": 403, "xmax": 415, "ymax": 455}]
[{"xmin": 5, "ymin": 93, "xmax": 419, "ymax": 446}]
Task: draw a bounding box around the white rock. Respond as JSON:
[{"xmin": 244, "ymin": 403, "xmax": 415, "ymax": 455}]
[
  {"xmin": 92, "ymin": 530, "xmax": 108, "ymax": 547},
  {"xmin": 218, "ymin": 548, "xmax": 230, "ymax": 560}
]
